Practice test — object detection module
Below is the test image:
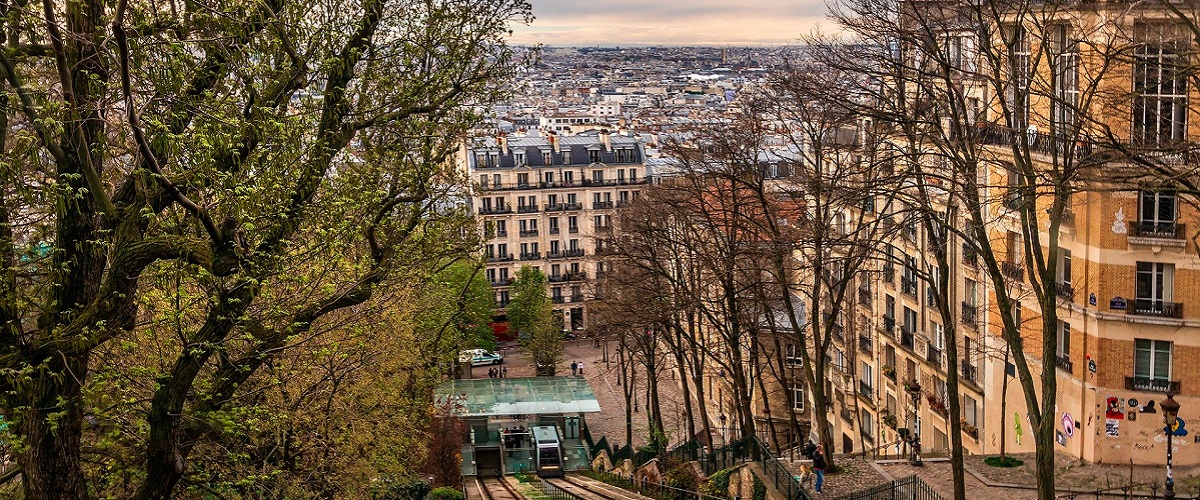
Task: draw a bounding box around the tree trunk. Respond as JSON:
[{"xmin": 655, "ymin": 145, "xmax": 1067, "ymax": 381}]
[
  {"xmin": 999, "ymin": 344, "xmax": 1011, "ymax": 459},
  {"xmin": 18, "ymin": 354, "xmax": 90, "ymax": 500}
]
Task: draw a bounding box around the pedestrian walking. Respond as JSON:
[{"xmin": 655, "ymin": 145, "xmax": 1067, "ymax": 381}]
[
  {"xmin": 487, "ymin": 367, "xmax": 495, "ymax": 378},
  {"xmin": 502, "ymin": 367, "xmax": 508, "ymax": 378},
  {"xmin": 578, "ymin": 361, "xmax": 585, "ymax": 375},
  {"xmin": 812, "ymin": 445, "xmax": 827, "ymax": 494},
  {"xmin": 571, "ymin": 361, "xmax": 578, "ymax": 375}
]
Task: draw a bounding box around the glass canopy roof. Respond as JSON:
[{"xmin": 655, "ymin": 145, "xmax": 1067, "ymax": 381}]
[{"xmin": 435, "ymin": 376, "xmax": 602, "ymax": 417}]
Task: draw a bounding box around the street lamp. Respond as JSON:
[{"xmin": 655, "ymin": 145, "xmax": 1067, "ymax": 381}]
[
  {"xmin": 906, "ymin": 380, "xmax": 923, "ymax": 466},
  {"xmin": 719, "ymin": 414, "xmax": 728, "ymax": 447},
  {"xmin": 1161, "ymin": 393, "xmax": 1180, "ymax": 500}
]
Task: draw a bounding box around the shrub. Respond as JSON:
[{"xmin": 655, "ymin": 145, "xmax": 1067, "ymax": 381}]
[
  {"xmin": 703, "ymin": 468, "xmax": 735, "ymax": 499},
  {"xmin": 427, "ymin": 487, "xmax": 465, "ymax": 500}
]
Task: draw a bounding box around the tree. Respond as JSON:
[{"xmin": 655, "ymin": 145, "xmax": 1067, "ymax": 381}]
[
  {"xmin": 0, "ymin": 0, "xmax": 531, "ymax": 497},
  {"xmin": 510, "ymin": 266, "xmax": 562, "ymax": 375}
]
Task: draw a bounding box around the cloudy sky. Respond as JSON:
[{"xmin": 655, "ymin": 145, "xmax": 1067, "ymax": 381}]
[{"xmin": 510, "ymin": 0, "xmax": 829, "ymax": 46}]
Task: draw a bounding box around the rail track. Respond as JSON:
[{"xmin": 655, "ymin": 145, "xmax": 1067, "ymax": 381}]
[{"xmin": 476, "ymin": 476, "xmax": 525, "ymax": 500}]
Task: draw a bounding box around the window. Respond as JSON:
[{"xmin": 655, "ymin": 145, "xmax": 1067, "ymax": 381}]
[
  {"xmin": 515, "ymin": 151, "xmax": 525, "ymax": 166},
  {"xmin": 1006, "ymin": 25, "xmax": 1031, "ymax": 129},
  {"xmin": 860, "ymin": 362, "xmax": 874, "ymax": 391},
  {"xmin": 517, "ymin": 173, "xmax": 530, "ymax": 187},
  {"xmin": 479, "ymin": 174, "xmax": 489, "ymax": 187},
  {"xmin": 589, "ymin": 149, "xmax": 601, "ymax": 163},
  {"xmin": 548, "ymin": 217, "xmax": 559, "ymax": 233},
  {"xmin": 568, "ymin": 216, "xmax": 578, "ymax": 232},
  {"xmin": 549, "ymin": 240, "xmax": 560, "ymax": 254},
  {"xmin": 543, "ymin": 151, "xmax": 553, "ymax": 165},
  {"xmin": 1133, "ymin": 23, "xmax": 1188, "ymax": 146},
  {"xmin": 629, "ymin": 169, "xmax": 638, "ymax": 182},
  {"xmin": 1057, "ymin": 320, "xmax": 1071, "ymax": 358},
  {"xmin": 617, "ymin": 169, "xmax": 626, "ymax": 181},
  {"xmin": 1050, "ymin": 25, "xmax": 1079, "ymax": 133},
  {"xmin": 785, "ymin": 343, "xmax": 802, "ymax": 366},
  {"xmin": 860, "ymin": 408, "xmax": 874, "ymax": 437},
  {"xmin": 499, "ymin": 267, "xmax": 509, "ymax": 281},
  {"xmin": 792, "ymin": 382, "xmax": 807, "ymax": 411},
  {"xmin": 562, "ymin": 151, "xmax": 572, "ymax": 164},
  {"xmin": 902, "ymin": 307, "xmax": 917, "ymax": 336},
  {"xmin": 544, "ymin": 171, "xmax": 554, "ymax": 185},
  {"xmin": 1134, "ymin": 339, "xmax": 1172, "ymax": 381},
  {"xmin": 963, "ymin": 395, "xmax": 978, "ymax": 427},
  {"xmin": 1139, "ymin": 191, "xmax": 1177, "ymax": 227},
  {"xmin": 563, "ymin": 170, "xmax": 573, "ymax": 184},
  {"xmin": 1058, "ymin": 249, "xmax": 1072, "ymax": 285},
  {"xmin": 592, "ymin": 170, "xmax": 604, "ymax": 182},
  {"xmin": 495, "ymin": 220, "xmax": 506, "ymax": 236},
  {"xmin": 1135, "ymin": 262, "xmax": 1175, "ymax": 313}
]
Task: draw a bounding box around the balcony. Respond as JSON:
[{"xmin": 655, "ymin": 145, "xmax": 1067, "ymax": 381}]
[
  {"xmin": 570, "ymin": 294, "xmax": 585, "ymax": 303},
  {"xmin": 1125, "ymin": 376, "xmax": 1180, "ymax": 394},
  {"xmin": 1002, "ymin": 261, "xmax": 1025, "ymax": 282},
  {"xmin": 962, "ymin": 243, "xmax": 977, "ymax": 267},
  {"xmin": 858, "ymin": 287, "xmax": 872, "ymax": 306},
  {"xmin": 882, "ymin": 265, "xmax": 895, "ymax": 284},
  {"xmin": 900, "ymin": 276, "xmax": 918, "ymax": 297},
  {"xmin": 961, "ymin": 362, "xmax": 978, "ymax": 383},
  {"xmin": 494, "ymin": 230, "xmax": 508, "ymax": 238},
  {"xmin": 1003, "ymin": 189, "xmax": 1023, "ymax": 210},
  {"xmin": 495, "ymin": 300, "xmax": 509, "ymax": 308},
  {"xmin": 1055, "ymin": 354, "xmax": 1073, "ymax": 373},
  {"xmin": 1061, "ymin": 209, "xmax": 1076, "ymax": 227},
  {"xmin": 490, "ymin": 278, "xmax": 513, "ymax": 287},
  {"xmin": 478, "ymin": 204, "xmax": 512, "ymax": 215},
  {"xmin": 596, "ymin": 225, "xmax": 613, "ymax": 234},
  {"xmin": 859, "ymin": 335, "xmax": 873, "ymax": 354},
  {"xmin": 1129, "ymin": 221, "xmax": 1185, "ymax": 244},
  {"xmin": 544, "ymin": 202, "xmax": 583, "ymax": 212},
  {"xmin": 616, "ymin": 199, "xmax": 633, "ymax": 208},
  {"xmin": 563, "ymin": 249, "xmax": 585, "ymax": 258},
  {"xmin": 961, "ymin": 302, "xmax": 978, "ymax": 327},
  {"xmin": 568, "ymin": 226, "xmax": 579, "ymax": 234},
  {"xmin": 517, "ymin": 205, "xmax": 538, "ymax": 214},
  {"xmin": 1128, "ymin": 299, "xmax": 1183, "ymax": 318},
  {"xmin": 859, "ymin": 380, "xmax": 874, "ymax": 401},
  {"xmin": 487, "ymin": 253, "xmax": 514, "ymax": 263},
  {"xmin": 882, "ymin": 316, "xmax": 896, "ymax": 333},
  {"xmin": 549, "ymin": 227, "xmax": 560, "ymax": 235},
  {"xmin": 519, "ymin": 252, "xmax": 541, "ymax": 261},
  {"xmin": 552, "ymin": 296, "xmax": 565, "ymax": 304},
  {"xmin": 566, "ymin": 271, "xmax": 588, "ymax": 281},
  {"xmin": 547, "ymin": 274, "xmax": 569, "ymax": 283},
  {"xmin": 519, "ymin": 229, "xmax": 539, "ymax": 237},
  {"xmin": 592, "ymin": 201, "xmax": 614, "ymax": 209},
  {"xmin": 883, "ymin": 365, "xmax": 897, "ymax": 382},
  {"xmin": 925, "ymin": 342, "xmax": 943, "ymax": 367},
  {"xmin": 1056, "ymin": 282, "xmax": 1075, "ymax": 301}
]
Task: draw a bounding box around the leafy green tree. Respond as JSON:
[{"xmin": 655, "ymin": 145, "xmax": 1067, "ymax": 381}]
[
  {"xmin": 0, "ymin": 0, "xmax": 531, "ymax": 497},
  {"xmin": 508, "ymin": 266, "xmax": 562, "ymax": 375}
]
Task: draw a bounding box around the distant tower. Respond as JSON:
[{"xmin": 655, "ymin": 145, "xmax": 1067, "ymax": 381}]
[{"xmin": 721, "ymin": 47, "xmax": 728, "ymax": 65}]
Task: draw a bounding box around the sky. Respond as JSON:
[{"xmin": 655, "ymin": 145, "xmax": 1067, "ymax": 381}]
[{"xmin": 509, "ymin": 0, "xmax": 830, "ymax": 47}]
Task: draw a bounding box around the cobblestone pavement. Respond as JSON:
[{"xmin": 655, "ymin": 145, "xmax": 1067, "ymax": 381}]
[
  {"xmin": 784, "ymin": 456, "xmax": 892, "ymax": 498},
  {"xmin": 472, "ymin": 337, "xmax": 689, "ymax": 449},
  {"xmin": 967, "ymin": 452, "xmax": 1200, "ymax": 498}
]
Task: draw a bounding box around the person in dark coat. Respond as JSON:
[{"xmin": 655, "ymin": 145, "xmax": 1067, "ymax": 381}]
[{"xmin": 812, "ymin": 445, "xmax": 828, "ymax": 493}]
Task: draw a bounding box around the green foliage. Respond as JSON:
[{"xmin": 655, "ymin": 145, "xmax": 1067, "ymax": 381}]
[
  {"xmin": 427, "ymin": 486, "xmax": 466, "ymax": 500},
  {"xmin": 752, "ymin": 474, "xmax": 767, "ymax": 500},
  {"xmin": 984, "ymin": 456, "xmax": 1025, "ymax": 468},
  {"xmin": 508, "ymin": 266, "xmax": 563, "ymax": 374},
  {"xmin": 370, "ymin": 477, "xmax": 430, "ymax": 500},
  {"xmin": 703, "ymin": 468, "xmax": 735, "ymax": 499}
]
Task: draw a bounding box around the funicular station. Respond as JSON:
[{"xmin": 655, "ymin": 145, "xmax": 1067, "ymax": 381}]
[{"xmin": 436, "ymin": 377, "xmax": 600, "ymax": 478}]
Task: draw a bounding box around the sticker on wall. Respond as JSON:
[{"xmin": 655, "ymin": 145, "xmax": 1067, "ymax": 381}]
[
  {"xmin": 1128, "ymin": 398, "xmax": 1139, "ymax": 407},
  {"xmin": 1112, "ymin": 207, "xmax": 1127, "ymax": 234},
  {"xmin": 1141, "ymin": 400, "xmax": 1157, "ymax": 413},
  {"xmin": 1106, "ymin": 418, "xmax": 1120, "ymax": 437},
  {"xmin": 1168, "ymin": 418, "xmax": 1188, "ymax": 437},
  {"xmin": 1128, "ymin": 410, "xmax": 1137, "ymax": 421},
  {"xmin": 1062, "ymin": 413, "xmax": 1075, "ymax": 438},
  {"xmin": 1056, "ymin": 431, "xmax": 1067, "ymax": 446},
  {"xmin": 1014, "ymin": 413, "xmax": 1024, "ymax": 445},
  {"xmin": 1106, "ymin": 397, "xmax": 1125, "ymax": 420}
]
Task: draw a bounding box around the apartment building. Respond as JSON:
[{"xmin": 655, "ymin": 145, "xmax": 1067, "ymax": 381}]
[
  {"xmin": 738, "ymin": 3, "xmax": 1200, "ymax": 466},
  {"xmin": 465, "ymin": 130, "xmax": 649, "ymax": 332}
]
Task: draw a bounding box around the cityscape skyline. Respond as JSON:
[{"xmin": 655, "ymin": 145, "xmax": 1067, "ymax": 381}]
[{"xmin": 511, "ymin": 0, "xmax": 828, "ymax": 46}]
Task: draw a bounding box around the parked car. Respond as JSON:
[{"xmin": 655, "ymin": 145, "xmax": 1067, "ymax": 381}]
[{"xmin": 460, "ymin": 349, "xmax": 503, "ymax": 366}]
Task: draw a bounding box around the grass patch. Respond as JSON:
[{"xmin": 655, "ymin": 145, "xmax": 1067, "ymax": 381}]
[{"xmin": 983, "ymin": 456, "xmax": 1024, "ymax": 468}]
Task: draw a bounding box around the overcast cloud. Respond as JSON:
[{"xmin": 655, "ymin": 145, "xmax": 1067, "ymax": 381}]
[{"xmin": 510, "ymin": 0, "xmax": 830, "ymax": 46}]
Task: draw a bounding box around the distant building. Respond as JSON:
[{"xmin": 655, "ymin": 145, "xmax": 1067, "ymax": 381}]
[{"xmin": 464, "ymin": 130, "xmax": 650, "ymax": 332}]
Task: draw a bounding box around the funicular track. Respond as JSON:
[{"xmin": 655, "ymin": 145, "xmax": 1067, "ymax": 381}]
[
  {"xmin": 476, "ymin": 476, "xmax": 525, "ymax": 500},
  {"xmin": 545, "ymin": 475, "xmax": 650, "ymax": 500}
]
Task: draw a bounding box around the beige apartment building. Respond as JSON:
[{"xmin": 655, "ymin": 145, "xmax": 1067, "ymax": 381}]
[
  {"xmin": 464, "ymin": 130, "xmax": 649, "ymax": 332},
  {"xmin": 738, "ymin": 2, "xmax": 1200, "ymax": 467}
]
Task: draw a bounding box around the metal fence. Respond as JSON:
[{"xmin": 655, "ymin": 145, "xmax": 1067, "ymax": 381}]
[
  {"xmin": 585, "ymin": 469, "xmax": 728, "ymax": 500},
  {"xmin": 831, "ymin": 475, "xmax": 945, "ymax": 500},
  {"xmin": 749, "ymin": 436, "xmax": 813, "ymax": 500}
]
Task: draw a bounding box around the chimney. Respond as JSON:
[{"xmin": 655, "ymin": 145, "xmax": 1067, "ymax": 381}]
[
  {"xmin": 599, "ymin": 129, "xmax": 611, "ymax": 152},
  {"xmin": 497, "ymin": 132, "xmax": 508, "ymax": 156}
]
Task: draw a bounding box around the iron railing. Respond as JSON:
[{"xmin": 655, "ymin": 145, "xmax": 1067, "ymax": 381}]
[{"xmin": 832, "ymin": 475, "xmax": 945, "ymax": 500}]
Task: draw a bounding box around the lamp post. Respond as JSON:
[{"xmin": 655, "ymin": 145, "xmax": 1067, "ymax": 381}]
[
  {"xmin": 907, "ymin": 380, "xmax": 923, "ymax": 466},
  {"xmin": 1161, "ymin": 393, "xmax": 1180, "ymax": 500},
  {"xmin": 719, "ymin": 413, "xmax": 728, "ymax": 447}
]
